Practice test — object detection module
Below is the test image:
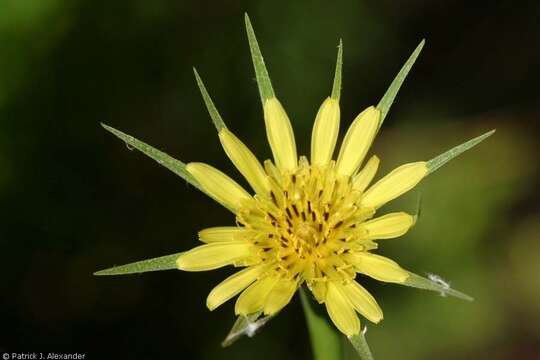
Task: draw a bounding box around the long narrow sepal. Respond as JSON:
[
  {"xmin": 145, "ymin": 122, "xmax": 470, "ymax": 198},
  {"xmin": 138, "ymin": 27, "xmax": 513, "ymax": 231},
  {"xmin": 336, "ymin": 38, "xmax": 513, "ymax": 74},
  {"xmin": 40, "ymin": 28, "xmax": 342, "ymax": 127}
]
[
  {"xmin": 426, "ymin": 130, "xmax": 495, "ymax": 174},
  {"xmin": 299, "ymin": 288, "xmax": 341, "ymax": 360},
  {"xmin": 193, "ymin": 68, "xmax": 227, "ymax": 131},
  {"xmin": 245, "ymin": 13, "xmax": 275, "ymax": 103},
  {"xmin": 101, "ymin": 124, "xmax": 205, "ymax": 194},
  {"xmin": 348, "ymin": 330, "xmax": 375, "ymax": 360},
  {"xmin": 331, "ymin": 39, "xmax": 343, "ymax": 101},
  {"xmin": 377, "ymin": 39, "xmax": 425, "ymax": 128},
  {"xmin": 401, "ymin": 271, "xmax": 474, "ymax": 301},
  {"xmin": 94, "ymin": 252, "xmax": 182, "ymax": 276}
]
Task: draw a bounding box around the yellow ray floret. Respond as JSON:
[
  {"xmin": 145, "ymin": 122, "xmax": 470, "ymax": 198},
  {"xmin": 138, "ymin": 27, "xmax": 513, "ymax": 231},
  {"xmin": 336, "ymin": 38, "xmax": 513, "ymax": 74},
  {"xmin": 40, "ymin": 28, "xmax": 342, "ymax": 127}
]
[
  {"xmin": 361, "ymin": 162, "xmax": 428, "ymax": 209},
  {"xmin": 186, "ymin": 162, "xmax": 252, "ymax": 213},
  {"xmin": 336, "ymin": 106, "xmax": 380, "ymax": 176},
  {"xmin": 206, "ymin": 264, "xmax": 266, "ymax": 311},
  {"xmin": 176, "ymin": 242, "xmax": 255, "ymax": 271},
  {"xmin": 263, "ymin": 98, "xmax": 298, "ymax": 171},
  {"xmin": 219, "ymin": 128, "xmax": 269, "ymax": 196},
  {"xmin": 352, "ymin": 155, "xmax": 380, "ymax": 192},
  {"xmin": 311, "ymin": 97, "xmax": 340, "ymax": 167}
]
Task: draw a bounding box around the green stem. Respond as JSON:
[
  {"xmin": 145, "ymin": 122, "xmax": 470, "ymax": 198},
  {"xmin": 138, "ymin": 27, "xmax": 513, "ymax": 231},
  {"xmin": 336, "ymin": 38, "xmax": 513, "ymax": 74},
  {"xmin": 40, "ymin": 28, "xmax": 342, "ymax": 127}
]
[{"xmin": 300, "ymin": 288, "xmax": 341, "ymax": 360}]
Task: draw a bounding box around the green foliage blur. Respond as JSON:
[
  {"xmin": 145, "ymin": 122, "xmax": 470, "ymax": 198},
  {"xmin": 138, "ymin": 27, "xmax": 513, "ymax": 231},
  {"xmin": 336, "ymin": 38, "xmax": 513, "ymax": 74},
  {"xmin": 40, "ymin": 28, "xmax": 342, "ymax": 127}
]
[{"xmin": 1, "ymin": 1, "xmax": 539, "ymax": 359}]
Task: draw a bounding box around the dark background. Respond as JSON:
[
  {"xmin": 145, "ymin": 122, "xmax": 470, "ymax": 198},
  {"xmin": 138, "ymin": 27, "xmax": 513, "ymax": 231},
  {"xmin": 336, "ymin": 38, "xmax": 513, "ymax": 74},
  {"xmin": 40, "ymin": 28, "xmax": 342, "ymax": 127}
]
[{"xmin": 1, "ymin": 0, "xmax": 539, "ymax": 359}]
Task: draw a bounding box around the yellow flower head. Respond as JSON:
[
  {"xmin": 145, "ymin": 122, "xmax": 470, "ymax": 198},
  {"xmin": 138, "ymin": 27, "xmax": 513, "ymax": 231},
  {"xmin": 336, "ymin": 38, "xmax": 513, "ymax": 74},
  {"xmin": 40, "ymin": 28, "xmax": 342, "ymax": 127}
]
[
  {"xmin": 99, "ymin": 14, "xmax": 493, "ymax": 339},
  {"xmin": 176, "ymin": 18, "xmax": 428, "ymax": 337}
]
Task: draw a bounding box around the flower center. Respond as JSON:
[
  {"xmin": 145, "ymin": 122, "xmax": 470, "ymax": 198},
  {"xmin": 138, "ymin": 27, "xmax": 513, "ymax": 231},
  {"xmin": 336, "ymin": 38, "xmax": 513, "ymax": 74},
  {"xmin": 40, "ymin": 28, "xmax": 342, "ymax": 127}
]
[{"xmin": 236, "ymin": 156, "xmax": 377, "ymax": 297}]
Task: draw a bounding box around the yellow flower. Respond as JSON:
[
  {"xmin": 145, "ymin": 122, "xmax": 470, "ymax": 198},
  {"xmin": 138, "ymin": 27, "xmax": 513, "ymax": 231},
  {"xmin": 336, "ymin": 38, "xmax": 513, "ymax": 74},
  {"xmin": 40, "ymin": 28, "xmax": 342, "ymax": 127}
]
[
  {"xmin": 178, "ymin": 98, "xmax": 428, "ymax": 336},
  {"xmin": 99, "ymin": 14, "xmax": 493, "ymax": 339},
  {"xmin": 176, "ymin": 23, "xmax": 428, "ymax": 338}
]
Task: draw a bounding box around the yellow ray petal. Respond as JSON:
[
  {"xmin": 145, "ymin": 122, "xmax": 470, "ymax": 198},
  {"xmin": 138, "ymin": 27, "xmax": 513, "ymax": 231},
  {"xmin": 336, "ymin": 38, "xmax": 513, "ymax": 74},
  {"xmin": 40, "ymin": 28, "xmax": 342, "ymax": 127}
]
[
  {"xmin": 348, "ymin": 252, "xmax": 409, "ymax": 283},
  {"xmin": 176, "ymin": 242, "xmax": 253, "ymax": 271},
  {"xmin": 336, "ymin": 106, "xmax": 380, "ymax": 177},
  {"xmin": 361, "ymin": 161, "xmax": 427, "ymax": 209},
  {"xmin": 263, "ymin": 98, "xmax": 297, "ymax": 171},
  {"xmin": 352, "ymin": 155, "xmax": 380, "ymax": 192},
  {"xmin": 263, "ymin": 278, "xmax": 298, "ymax": 315},
  {"xmin": 206, "ymin": 265, "xmax": 266, "ymax": 311},
  {"xmin": 308, "ymin": 280, "xmax": 327, "ymax": 304},
  {"xmin": 186, "ymin": 162, "xmax": 252, "ymax": 213},
  {"xmin": 360, "ymin": 212, "xmax": 415, "ymax": 240},
  {"xmin": 219, "ymin": 128, "xmax": 269, "ymax": 195},
  {"xmin": 311, "ymin": 97, "xmax": 340, "ymax": 167},
  {"xmin": 198, "ymin": 226, "xmax": 252, "ymax": 243},
  {"xmin": 325, "ymin": 281, "xmax": 360, "ymax": 336},
  {"xmin": 342, "ymin": 281, "xmax": 383, "ymax": 324},
  {"xmin": 235, "ymin": 276, "xmax": 278, "ymax": 315}
]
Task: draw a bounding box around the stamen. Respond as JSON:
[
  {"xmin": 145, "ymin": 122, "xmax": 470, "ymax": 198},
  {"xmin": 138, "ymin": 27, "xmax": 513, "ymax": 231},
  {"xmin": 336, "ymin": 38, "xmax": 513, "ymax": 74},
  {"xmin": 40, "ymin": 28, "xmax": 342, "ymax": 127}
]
[{"xmin": 236, "ymin": 158, "xmax": 367, "ymax": 287}]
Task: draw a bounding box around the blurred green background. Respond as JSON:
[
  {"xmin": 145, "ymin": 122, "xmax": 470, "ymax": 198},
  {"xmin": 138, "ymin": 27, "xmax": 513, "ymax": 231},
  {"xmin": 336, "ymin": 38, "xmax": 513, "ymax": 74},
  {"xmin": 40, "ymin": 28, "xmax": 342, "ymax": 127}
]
[{"xmin": 1, "ymin": 0, "xmax": 539, "ymax": 359}]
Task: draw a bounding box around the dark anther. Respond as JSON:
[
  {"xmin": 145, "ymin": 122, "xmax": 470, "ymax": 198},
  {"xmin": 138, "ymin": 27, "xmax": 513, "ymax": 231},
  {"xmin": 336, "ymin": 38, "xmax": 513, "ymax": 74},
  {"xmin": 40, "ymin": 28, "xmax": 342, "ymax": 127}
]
[
  {"xmin": 270, "ymin": 191, "xmax": 278, "ymax": 205},
  {"xmin": 292, "ymin": 204, "xmax": 299, "ymax": 217},
  {"xmin": 286, "ymin": 218, "xmax": 293, "ymax": 228},
  {"xmin": 307, "ymin": 201, "xmax": 312, "ymax": 213},
  {"xmin": 334, "ymin": 221, "xmax": 343, "ymax": 229},
  {"xmin": 268, "ymin": 212, "xmax": 277, "ymax": 221},
  {"xmin": 323, "ymin": 212, "xmax": 329, "ymax": 221},
  {"xmin": 263, "ymin": 247, "xmax": 272, "ymax": 252},
  {"xmin": 292, "ymin": 174, "xmax": 296, "ymax": 184},
  {"xmin": 301, "ymin": 211, "xmax": 306, "ymax": 221},
  {"xmin": 286, "ymin": 208, "xmax": 293, "ymax": 219},
  {"xmin": 318, "ymin": 223, "xmax": 323, "ymax": 232}
]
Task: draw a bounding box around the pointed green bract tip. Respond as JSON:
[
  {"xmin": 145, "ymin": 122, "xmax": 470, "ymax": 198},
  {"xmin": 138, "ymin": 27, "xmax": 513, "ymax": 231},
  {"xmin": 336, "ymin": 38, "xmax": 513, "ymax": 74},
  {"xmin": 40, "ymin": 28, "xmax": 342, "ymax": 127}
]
[
  {"xmin": 331, "ymin": 39, "xmax": 343, "ymax": 101},
  {"xmin": 377, "ymin": 39, "xmax": 425, "ymax": 128},
  {"xmin": 427, "ymin": 129, "xmax": 495, "ymax": 174},
  {"xmin": 94, "ymin": 252, "xmax": 183, "ymax": 276},
  {"xmin": 100, "ymin": 123, "xmax": 205, "ymax": 193},
  {"xmin": 193, "ymin": 67, "xmax": 227, "ymax": 131},
  {"xmin": 245, "ymin": 13, "xmax": 275, "ymax": 103}
]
